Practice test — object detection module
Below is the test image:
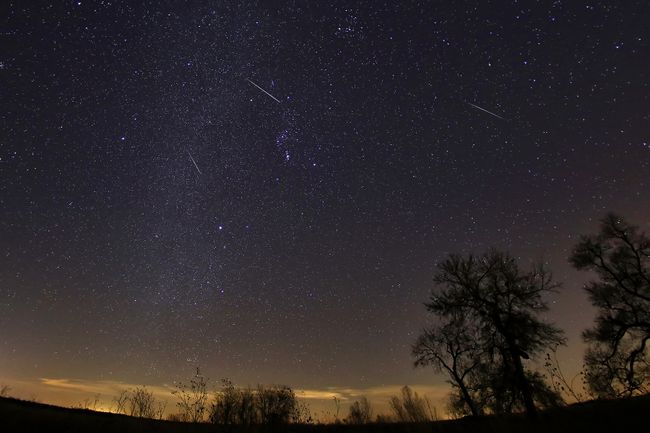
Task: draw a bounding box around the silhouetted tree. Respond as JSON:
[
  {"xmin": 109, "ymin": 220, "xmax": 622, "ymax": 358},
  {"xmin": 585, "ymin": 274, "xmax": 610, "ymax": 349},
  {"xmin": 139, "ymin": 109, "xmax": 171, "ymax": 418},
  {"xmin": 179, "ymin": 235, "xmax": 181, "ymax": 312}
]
[
  {"xmin": 172, "ymin": 368, "xmax": 209, "ymax": 422},
  {"xmin": 113, "ymin": 389, "xmax": 129, "ymax": 414},
  {"xmin": 257, "ymin": 384, "xmax": 299, "ymax": 425},
  {"xmin": 210, "ymin": 379, "xmax": 250, "ymax": 425},
  {"xmin": 571, "ymin": 213, "xmax": 650, "ymax": 397},
  {"xmin": 474, "ymin": 365, "xmax": 563, "ymax": 415},
  {"xmin": 388, "ymin": 386, "xmax": 432, "ymax": 422},
  {"xmin": 424, "ymin": 250, "xmax": 565, "ymax": 417},
  {"xmin": 346, "ymin": 396, "xmax": 372, "ymax": 424},
  {"xmin": 237, "ymin": 387, "xmax": 258, "ymax": 426},
  {"xmin": 128, "ymin": 387, "xmax": 158, "ymax": 418},
  {"xmin": 209, "ymin": 381, "xmax": 305, "ymax": 426},
  {"xmin": 113, "ymin": 387, "xmax": 165, "ymax": 419},
  {"xmin": 413, "ymin": 317, "xmax": 484, "ymax": 416}
]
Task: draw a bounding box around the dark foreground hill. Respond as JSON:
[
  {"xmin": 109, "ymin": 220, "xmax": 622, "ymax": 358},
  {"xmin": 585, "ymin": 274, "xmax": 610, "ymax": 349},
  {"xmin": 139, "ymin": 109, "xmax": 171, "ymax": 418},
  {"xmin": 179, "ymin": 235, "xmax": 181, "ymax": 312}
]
[{"xmin": 2, "ymin": 395, "xmax": 650, "ymax": 433}]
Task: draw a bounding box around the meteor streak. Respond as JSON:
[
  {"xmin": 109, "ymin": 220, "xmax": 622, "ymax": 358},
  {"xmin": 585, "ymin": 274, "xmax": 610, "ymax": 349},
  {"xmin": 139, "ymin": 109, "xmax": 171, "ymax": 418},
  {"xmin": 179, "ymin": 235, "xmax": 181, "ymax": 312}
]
[
  {"xmin": 467, "ymin": 102, "xmax": 506, "ymax": 120},
  {"xmin": 246, "ymin": 78, "xmax": 282, "ymax": 103},
  {"xmin": 186, "ymin": 149, "xmax": 202, "ymax": 175}
]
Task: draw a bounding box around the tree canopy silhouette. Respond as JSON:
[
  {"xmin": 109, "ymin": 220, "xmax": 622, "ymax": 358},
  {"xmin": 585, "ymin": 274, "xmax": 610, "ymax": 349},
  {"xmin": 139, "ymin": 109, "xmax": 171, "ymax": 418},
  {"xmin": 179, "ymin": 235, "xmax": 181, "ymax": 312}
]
[
  {"xmin": 571, "ymin": 213, "xmax": 650, "ymax": 397},
  {"xmin": 413, "ymin": 317, "xmax": 485, "ymax": 416},
  {"xmin": 414, "ymin": 250, "xmax": 565, "ymax": 417}
]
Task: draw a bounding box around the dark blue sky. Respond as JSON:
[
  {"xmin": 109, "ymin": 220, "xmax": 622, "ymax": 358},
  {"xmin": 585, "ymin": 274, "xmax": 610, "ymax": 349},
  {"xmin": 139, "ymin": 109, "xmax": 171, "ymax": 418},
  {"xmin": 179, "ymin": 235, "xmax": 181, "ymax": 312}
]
[{"xmin": 1, "ymin": 0, "xmax": 648, "ymax": 413}]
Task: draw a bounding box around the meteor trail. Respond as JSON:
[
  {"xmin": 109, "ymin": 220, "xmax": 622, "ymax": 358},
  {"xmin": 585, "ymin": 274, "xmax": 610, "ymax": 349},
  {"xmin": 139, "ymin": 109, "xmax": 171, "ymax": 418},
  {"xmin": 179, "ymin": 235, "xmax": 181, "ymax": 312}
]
[
  {"xmin": 186, "ymin": 149, "xmax": 202, "ymax": 175},
  {"xmin": 246, "ymin": 78, "xmax": 282, "ymax": 103},
  {"xmin": 467, "ymin": 102, "xmax": 506, "ymax": 120}
]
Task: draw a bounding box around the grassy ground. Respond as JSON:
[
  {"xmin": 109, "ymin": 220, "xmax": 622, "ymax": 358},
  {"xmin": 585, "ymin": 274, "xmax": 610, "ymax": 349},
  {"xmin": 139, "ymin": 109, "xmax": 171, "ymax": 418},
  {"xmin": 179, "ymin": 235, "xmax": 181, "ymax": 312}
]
[{"xmin": 2, "ymin": 395, "xmax": 649, "ymax": 432}]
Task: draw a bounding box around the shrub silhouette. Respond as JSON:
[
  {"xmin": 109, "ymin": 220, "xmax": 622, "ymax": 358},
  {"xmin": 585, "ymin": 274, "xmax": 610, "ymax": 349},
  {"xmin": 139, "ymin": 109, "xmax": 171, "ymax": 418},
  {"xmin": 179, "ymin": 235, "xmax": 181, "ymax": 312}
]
[
  {"xmin": 208, "ymin": 380, "xmax": 302, "ymax": 426},
  {"xmin": 389, "ymin": 386, "xmax": 432, "ymax": 422},
  {"xmin": 172, "ymin": 368, "xmax": 209, "ymax": 422},
  {"xmin": 346, "ymin": 396, "xmax": 372, "ymax": 424}
]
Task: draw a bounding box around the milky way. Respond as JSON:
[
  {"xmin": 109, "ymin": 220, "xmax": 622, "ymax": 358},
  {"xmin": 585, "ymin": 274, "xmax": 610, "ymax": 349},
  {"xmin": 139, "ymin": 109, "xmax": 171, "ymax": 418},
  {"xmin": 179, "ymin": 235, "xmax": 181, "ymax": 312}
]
[{"xmin": 1, "ymin": 0, "xmax": 649, "ymax": 411}]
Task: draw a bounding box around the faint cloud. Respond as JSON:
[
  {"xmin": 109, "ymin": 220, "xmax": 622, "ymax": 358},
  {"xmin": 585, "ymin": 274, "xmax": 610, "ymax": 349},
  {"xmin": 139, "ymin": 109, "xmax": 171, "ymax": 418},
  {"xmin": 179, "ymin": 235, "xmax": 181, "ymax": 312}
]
[
  {"xmin": 296, "ymin": 383, "xmax": 449, "ymax": 402},
  {"xmin": 40, "ymin": 378, "xmax": 173, "ymax": 399},
  {"xmin": 295, "ymin": 389, "xmax": 349, "ymax": 400}
]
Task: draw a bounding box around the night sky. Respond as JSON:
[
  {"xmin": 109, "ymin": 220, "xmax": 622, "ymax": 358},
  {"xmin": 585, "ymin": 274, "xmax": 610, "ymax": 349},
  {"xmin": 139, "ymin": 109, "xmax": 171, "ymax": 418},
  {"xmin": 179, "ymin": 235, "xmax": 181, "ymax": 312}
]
[{"xmin": 1, "ymin": 0, "xmax": 649, "ymax": 416}]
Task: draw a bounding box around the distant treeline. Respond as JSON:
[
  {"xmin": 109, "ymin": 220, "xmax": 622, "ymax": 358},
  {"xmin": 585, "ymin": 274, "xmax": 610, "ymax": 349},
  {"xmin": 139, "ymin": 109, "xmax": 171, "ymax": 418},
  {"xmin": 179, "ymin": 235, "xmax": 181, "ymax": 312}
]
[{"xmin": 105, "ymin": 375, "xmax": 434, "ymax": 425}]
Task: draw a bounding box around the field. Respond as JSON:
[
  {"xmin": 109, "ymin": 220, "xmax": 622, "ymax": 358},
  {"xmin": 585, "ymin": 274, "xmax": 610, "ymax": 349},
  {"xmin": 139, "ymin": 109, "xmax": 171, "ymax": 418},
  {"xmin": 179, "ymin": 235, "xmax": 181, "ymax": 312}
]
[{"xmin": 2, "ymin": 395, "xmax": 650, "ymax": 433}]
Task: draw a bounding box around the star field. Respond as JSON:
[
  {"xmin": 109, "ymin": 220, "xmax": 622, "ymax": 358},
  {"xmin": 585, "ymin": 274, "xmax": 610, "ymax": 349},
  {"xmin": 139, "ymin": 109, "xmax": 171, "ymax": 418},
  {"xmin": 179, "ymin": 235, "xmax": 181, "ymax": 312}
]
[{"xmin": 1, "ymin": 0, "xmax": 649, "ymax": 411}]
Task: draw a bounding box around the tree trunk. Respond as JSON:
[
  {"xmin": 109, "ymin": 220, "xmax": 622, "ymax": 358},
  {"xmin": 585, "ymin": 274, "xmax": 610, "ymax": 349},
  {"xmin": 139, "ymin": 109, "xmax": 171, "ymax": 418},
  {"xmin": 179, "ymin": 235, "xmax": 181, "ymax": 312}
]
[
  {"xmin": 457, "ymin": 381, "xmax": 481, "ymax": 417},
  {"xmin": 510, "ymin": 347, "xmax": 537, "ymax": 417}
]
